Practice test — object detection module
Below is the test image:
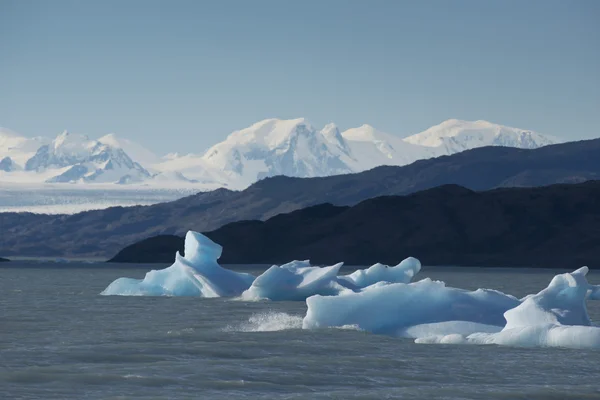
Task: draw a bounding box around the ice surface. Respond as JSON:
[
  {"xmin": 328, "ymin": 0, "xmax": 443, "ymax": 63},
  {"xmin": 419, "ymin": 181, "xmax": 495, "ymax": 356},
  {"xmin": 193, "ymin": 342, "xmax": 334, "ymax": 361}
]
[
  {"xmin": 338, "ymin": 257, "xmax": 421, "ymax": 288},
  {"xmin": 304, "ymin": 267, "xmax": 600, "ymax": 349},
  {"xmin": 102, "ymin": 229, "xmax": 600, "ymax": 348},
  {"xmin": 240, "ymin": 261, "xmax": 347, "ymax": 301},
  {"xmin": 302, "ymin": 278, "xmax": 520, "ymax": 334},
  {"xmin": 101, "ymin": 232, "xmax": 254, "ymax": 297},
  {"xmin": 103, "ymin": 230, "xmax": 422, "ymax": 300},
  {"xmin": 240, "ymin": 258, "xmax": 422, "ymax": 301}
]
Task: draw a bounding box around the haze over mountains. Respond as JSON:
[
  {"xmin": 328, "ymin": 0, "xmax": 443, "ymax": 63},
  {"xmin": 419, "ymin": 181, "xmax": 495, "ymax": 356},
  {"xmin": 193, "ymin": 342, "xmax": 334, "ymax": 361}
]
[{"xmin": 0, "ymin": 119, "xmax": 561, "ymax": 191}]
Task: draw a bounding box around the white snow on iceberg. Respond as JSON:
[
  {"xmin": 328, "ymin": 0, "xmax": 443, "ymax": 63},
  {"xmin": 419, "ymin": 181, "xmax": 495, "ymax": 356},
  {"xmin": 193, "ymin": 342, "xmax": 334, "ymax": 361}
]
[{"xmin": 101, "ymin": 231, "xmax": 255, "ymax": 296}]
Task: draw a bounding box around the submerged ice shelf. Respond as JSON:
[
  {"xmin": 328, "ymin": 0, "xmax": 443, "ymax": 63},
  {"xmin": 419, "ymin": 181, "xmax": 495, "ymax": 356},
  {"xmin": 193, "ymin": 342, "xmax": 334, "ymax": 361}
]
[{"xmin": 102, "ymin": 231, "xmax": 600, "ymax": 349}]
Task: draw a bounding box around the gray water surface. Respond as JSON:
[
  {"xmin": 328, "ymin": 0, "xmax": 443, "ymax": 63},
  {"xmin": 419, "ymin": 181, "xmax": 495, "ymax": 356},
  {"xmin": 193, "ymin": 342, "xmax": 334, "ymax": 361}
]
[{"xmin": 1, "ymin": 264, "xmax": 599, "ymax": 399}]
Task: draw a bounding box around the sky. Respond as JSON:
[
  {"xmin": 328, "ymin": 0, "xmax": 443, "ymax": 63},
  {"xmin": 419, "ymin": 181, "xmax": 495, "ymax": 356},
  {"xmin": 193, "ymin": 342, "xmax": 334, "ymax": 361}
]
[{"xmin": 1, "ymin": 0, "xmax": 599, "ymax": 154}]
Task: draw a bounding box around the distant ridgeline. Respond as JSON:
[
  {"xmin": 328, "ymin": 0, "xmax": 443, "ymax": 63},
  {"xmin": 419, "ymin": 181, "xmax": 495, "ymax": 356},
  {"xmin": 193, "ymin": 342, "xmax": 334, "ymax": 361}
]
[
  {"xmin": 110, "ymin": 181, "xmax": 600, "ymax": 269},
  {"xmin": 1, "ymin": 138, "xmax": 600, "ymax": 259}
]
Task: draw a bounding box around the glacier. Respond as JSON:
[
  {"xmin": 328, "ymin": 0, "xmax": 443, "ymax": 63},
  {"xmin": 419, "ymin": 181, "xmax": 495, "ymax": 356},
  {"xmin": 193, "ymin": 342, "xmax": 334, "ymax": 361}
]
[{"xmin": 101, "ymin": 230, "xmax": 600, "ymax": 348}]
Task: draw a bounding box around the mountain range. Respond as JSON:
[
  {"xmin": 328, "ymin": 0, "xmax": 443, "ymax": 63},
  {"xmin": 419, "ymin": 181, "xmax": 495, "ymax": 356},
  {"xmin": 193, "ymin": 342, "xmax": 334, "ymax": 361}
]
[
  {"xmin": 109, "ymin": 181, "xmax": 600, "ymax": 269},
  {"xmin": 0, "ymin": 119, "xmax": 560, "ymax": 190},
  {"xmin": 1, "ymin": 137, "xmax": 598, "ymax": 259}
]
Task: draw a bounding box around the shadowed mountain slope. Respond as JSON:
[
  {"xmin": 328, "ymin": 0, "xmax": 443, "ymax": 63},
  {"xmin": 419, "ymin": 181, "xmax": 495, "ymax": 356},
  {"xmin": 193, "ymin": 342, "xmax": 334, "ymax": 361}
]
[
  {"xmin": 111, "ymin": 181, "xmax": 600, "ymax": 269},
  {"xmin": 1, "ymin": 139, "xmax": 600, "ymax": 258}
]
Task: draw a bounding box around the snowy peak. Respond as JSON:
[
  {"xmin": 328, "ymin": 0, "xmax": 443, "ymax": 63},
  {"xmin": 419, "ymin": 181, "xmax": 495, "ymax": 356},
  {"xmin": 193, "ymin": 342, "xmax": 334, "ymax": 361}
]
[
  {"xmin": 200, "ymin": 118, "xmax": 352, "ymax": 187},
  {"xmin": 98, "ymin": 133, "xmax": 160, "ymax": 166},
  {"xmin": 0, "ymin": 127, "xmax": 50, "ymax": 166},
  {"xmin": 320, "ymin": 123, "xmax": 347, "ymax": 152},
  {"xmin": 404, "ymin": 119, "xmax": 560, "ymax": 152},
  {"xmin": 25, "ymin": 130, "xmax": 151, "ymax": 183},
  {"xmin": 217, "ymin": 118, "xmax": 314, "ymax": 150},
  {"xmin": 52, "ymin": 130, "xmax": 97, "ymax": 156},
  {"xmin": 0, "ymin": 118, "xmax": 565, "ymax": 189},
  {"xmin": 342, "ymin": 124, "xmax": 381, "ymax": 142}
]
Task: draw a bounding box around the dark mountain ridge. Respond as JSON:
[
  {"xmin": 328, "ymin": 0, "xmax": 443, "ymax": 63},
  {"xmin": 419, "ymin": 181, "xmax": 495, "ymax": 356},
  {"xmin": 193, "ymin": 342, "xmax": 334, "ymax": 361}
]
[
  {"xmin": 111, "ymin": 181, "xmax": 600, "ymax": 269},
  {"xmin": 2, "ymin": 138, "xmax": 600, "ymax": 258}
]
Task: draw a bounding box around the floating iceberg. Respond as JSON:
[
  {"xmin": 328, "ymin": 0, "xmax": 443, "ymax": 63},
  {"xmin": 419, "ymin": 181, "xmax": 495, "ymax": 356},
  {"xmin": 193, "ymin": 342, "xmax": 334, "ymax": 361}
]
[
  {"xmin": 102, "ymin": 230, "xmax": 600, "ymax": 348},
  {"xmin": 337, "ymin": 258, "xmax": 421, "ymax": 289},
  {"xmin": 240, "ymin": 261, "xmax": 348, "ymax": 301},
  {"xmin": 303, "ymin": 267, "xmax": 600, "ymax": 349},
  {"xmin": 302, "ymin": 278, "xmax": 520, "ymax": 334},
  {"xmin": 103, "ymin": 230, "xmax": 422, "ymax": 300},
  {"xmin": 415, "ymin": 267, "xmax": 600, "ymax": 348},
  {"xmin": 101, "ymin": 231, "xmax": 255, "ymax": 296},
  {"xmin": 240, "ymin": 257, "xmax": 421, "ymax": 301}
]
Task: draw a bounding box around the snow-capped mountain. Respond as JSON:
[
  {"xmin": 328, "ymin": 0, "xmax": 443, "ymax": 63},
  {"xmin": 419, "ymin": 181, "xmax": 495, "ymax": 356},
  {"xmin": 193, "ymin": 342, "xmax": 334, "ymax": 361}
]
[
  {"xmin": 0, "ymin": 127, "xmax": 49, "ymax": 167},
  {"xmin": 200, "ymin": 118, "xmax": 354, "ymax": 188},
  {"xmin": 0, "ymin": 119, "xmax": 561, "ymax": 190},
  {"xmin": 98, "ymin": 133, "xmax": 161, "ymax": 167},
  {"xmin": 25, "ymin": 131, "xmax": 151, "ymax": 184},
  {"xmin": 404, "ymin": 119, "xmax": 562, "ymax": 153},
  {"xmin": 340, "ymin": 124, "xmax": 442, "ymax": 171}
]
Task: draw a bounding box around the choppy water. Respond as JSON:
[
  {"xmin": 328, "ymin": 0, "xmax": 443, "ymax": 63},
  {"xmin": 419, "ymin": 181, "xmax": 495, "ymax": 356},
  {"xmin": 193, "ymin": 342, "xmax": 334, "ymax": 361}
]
[{"xmin": 1, "ymin": 264, "xmax": 599, "ymax": 399}]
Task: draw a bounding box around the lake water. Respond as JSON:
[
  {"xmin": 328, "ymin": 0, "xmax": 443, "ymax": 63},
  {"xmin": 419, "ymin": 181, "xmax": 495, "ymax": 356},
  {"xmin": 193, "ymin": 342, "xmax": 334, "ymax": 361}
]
[{"xmin": 1, "ymin": 263, "xmax": 599, "ymax": 399}]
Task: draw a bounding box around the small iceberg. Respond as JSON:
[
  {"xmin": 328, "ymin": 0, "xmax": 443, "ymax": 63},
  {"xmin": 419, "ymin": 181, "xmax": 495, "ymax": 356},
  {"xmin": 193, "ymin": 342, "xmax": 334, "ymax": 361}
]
[
  {"xmin": 240, "ymin": 257, "xmax": 421, "ymax": 301},
  {"xmin": 101, "ymin": 232, "xmax": 255, "ymax": 296}
]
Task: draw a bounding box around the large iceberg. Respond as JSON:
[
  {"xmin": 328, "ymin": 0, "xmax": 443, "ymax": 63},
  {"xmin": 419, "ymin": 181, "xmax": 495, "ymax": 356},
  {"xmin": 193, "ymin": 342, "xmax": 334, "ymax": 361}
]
[
  {"xmin": 103, "ymin": 230, "xmax": 422, "ymax": 300},
  {"xmin": 303, "ymin": 267, "xmax": 600, "ymax": 349},
  {"xmin": 101, "ymin": 231, "xmax": 255, "ymax": 296},
  {"xmin": 302, "ymin": 278, "xmax": 520, "ymax": 334},
  {"xmin": 101, "ymin": 230, "xmax": 600, "ymax": 348}
]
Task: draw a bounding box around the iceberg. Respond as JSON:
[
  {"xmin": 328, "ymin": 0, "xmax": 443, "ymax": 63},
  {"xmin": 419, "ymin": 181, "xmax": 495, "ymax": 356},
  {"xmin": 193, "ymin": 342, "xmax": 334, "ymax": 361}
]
[
  {"xmin": 337, "ymin": 257, "xmax": 421, "ymax": 289},
  {"xmin": 416, "ymin": 267, "xmax": 600, "ymax": 348},
  {"xmin": 101, "ymin": 231, "xmax": 255, "ymax": 296},
  {"xmin": 240, "ymin": 261, "xmax": 348, "ymax": 301},
  {"xmin": 302, "ymin": 278, "xmax": 520, "ymax": 334},
  {"xmin": 240, "ymin": 258, "xmax": 421, "ymax": 301},
  {"xmin": 103, "ymin": 230, "xmax": 423, "ymax": 300},
  {"xmin": 303, "ymin": 267, "xmax": 600, "ymax": 349},
  {"xmin": 102, "ymin": 229, "xmax": 600, "ymax": 348}
]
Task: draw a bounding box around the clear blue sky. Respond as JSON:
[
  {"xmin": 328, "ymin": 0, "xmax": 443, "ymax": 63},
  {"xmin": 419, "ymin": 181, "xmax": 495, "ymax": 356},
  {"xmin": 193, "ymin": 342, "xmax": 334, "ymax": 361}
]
[{"xmin": 1, "ymin": 0, "xmax": 598, "ymax": 153}]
